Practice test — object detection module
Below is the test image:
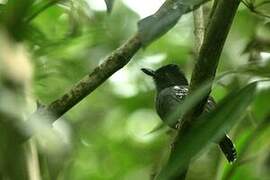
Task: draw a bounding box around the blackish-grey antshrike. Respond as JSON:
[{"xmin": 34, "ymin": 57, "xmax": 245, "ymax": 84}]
[{"xmin": 141, "ymin": 64, "xmax": 237, "ymax": 163}]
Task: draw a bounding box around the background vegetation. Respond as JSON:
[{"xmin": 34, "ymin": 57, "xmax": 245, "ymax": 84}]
[{"xmin": 0, "ymin": 0, "xmax": 270, "ymax": 180}]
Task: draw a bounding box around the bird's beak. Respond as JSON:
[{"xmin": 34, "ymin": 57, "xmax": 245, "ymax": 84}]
[{"xmin": 141, "ymin": 68, "xmax": 155, "ymax": 77}]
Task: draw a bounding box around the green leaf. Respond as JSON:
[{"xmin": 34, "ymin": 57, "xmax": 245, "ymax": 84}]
[
  {"xmin": 25, "ymin": 0, "xmax": 61, "ymax": 23},
  {"xmin": 1, "ymin": 0, "xmax": 35, "ymax": 41},
  {"xmin": 157, "ymin": 82, "xmax": 258, "ymax": 180},
  {"xmin": 137, "ymin": 0, "xmax": 209, "ymax": 46},
  {"xmin": 104, "ymin": 0, "xmax": 115, "ymax": 13}
]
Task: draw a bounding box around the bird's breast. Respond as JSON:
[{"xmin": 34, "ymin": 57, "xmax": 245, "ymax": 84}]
[{"xmin": 155, "ymin": 85, "xmax": 189, "ymax": 128}]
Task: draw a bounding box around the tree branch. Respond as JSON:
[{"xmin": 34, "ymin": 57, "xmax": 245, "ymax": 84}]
[
  {"xmin": 157, "ymin": 0, "xmax": 241, "ymax": 179},
  {"xmin": 189, "ymin": 0, "xmax": 241, "ymax": 118},
  {"xmin": 46, "ymin": 34, "xmax": 141, "ymax": 117},
  {"xmin": 23, "ymin": 33, "xmax": 141, "ymax": 140}
]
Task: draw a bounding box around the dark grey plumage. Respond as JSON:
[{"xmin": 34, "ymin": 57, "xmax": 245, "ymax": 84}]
[
  {"xmin": 141, "ymin": 64, "xmax": 237, "ymax": 163},
  {"xmin": 155, "ymin": 85, "xmax": 188, "ymax": 128}
]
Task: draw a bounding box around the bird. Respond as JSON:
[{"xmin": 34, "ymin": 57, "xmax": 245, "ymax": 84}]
[{"xmin": 141, "ymin": 64, "xmax": 237, "ymax": 163}]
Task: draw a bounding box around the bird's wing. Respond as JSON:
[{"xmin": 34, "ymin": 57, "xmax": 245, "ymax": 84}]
[
  {"xmin": 156, "ymin": 85, "xmax": 217, "ymax": 127},
  {"xmin": 156, "ymin": 86, "xmax": 188, "ymax": 128},
  {"xmin": 157, "ymin": 87, "xmax": 237, "ymax": 162}
]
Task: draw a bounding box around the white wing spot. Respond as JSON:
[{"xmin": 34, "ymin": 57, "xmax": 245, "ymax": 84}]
[{"xmin": 174, "ymin": 86, "xmax": 189, "ymax": 99}]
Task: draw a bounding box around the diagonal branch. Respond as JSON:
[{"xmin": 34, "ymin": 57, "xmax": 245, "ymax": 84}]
[
  {"xmin": 23, "ymin": 33, "xmax": 141, "ymax": 140},
  {"xmin": 45, "ymin": 34, "xmax": 141, "ymax": 117}
]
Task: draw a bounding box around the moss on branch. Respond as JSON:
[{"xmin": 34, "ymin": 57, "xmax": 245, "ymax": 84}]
[{"xmin": 46, "ymin": 34, "xmax": 141, "ymax": 117}]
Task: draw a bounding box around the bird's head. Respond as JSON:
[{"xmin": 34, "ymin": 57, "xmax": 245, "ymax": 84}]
[{"xmin": 141, "ymin": 64, "xmax": 188, "ymax": 91}]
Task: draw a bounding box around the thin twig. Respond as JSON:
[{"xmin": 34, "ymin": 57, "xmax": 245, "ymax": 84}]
[
  {"xmin": 241, "ymin": 0, "xmax": 270, "ymax": 19},
  {"xmin": 193, "ymin": 6, "xmax": 205, "ymax": 54}
]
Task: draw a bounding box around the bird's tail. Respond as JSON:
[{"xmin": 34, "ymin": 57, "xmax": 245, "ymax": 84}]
[{"xmin": 219, "ymin": 135, "xmax": 237, "ymax": 163}]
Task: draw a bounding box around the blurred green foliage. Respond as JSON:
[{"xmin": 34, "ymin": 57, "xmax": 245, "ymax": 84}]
[{"xmin": 0, "ymin": 0, "xmax": 270, "ymax": 180}]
